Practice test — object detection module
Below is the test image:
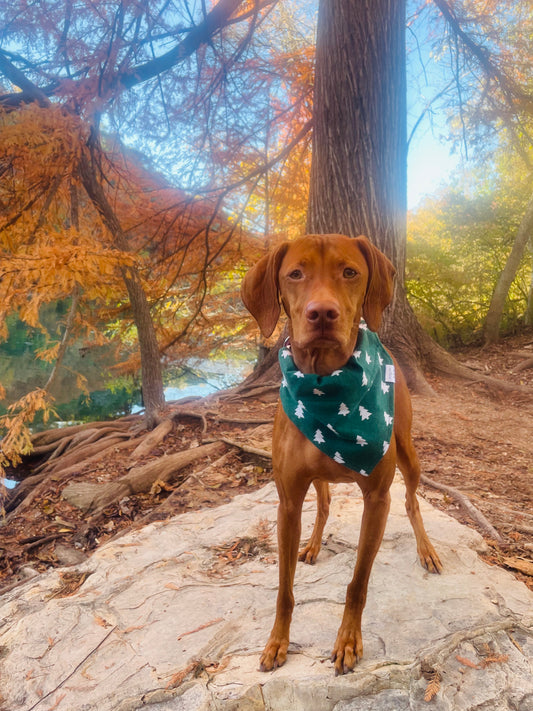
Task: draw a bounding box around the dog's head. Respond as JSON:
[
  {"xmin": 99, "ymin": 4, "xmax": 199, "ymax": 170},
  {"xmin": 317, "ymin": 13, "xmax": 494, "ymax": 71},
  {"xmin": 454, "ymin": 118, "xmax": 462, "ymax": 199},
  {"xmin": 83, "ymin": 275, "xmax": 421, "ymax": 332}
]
[{"xmin": 241, "ymin": 234, "xmax": 395, "ymax": 358}]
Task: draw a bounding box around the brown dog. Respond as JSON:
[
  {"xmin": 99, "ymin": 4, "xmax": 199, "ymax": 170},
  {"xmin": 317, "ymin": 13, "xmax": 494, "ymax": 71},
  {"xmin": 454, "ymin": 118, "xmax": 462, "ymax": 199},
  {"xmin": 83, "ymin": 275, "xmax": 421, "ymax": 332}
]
[{"xmin": 241, "ymin": 233, "xmax": 442, "ymax": 675}]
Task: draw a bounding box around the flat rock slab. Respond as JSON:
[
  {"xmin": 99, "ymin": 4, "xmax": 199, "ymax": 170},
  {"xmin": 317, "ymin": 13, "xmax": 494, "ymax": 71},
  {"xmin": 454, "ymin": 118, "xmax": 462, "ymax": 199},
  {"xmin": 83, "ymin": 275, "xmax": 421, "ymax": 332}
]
[{"xmin": 1, "ymin": 477, "xmax": 532, "ymax": 711}]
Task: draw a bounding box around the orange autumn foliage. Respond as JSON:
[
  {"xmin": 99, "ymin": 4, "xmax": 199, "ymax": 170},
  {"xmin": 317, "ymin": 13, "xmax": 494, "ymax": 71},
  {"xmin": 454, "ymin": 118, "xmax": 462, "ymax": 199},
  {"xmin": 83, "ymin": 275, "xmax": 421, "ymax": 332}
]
[
  {"xmin": 0, "ymin": 102, "xmax": 262, "ymax": 369},
  {"xmin": 0, "ymin": 102, "xmax": 262, "ymax": 476}
]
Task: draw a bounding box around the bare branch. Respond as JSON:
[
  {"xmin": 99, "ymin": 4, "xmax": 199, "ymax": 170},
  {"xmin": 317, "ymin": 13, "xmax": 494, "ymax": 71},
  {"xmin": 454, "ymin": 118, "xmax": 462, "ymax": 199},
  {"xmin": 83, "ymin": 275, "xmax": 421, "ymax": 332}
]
[
  {"xmin": 116, "ymin": 0, "xmax": 246, "ymax": 90},
  {"xmin": 432, "ymin": 0, "xmax": 533, "ymax": 115},
  {"xmin": 43, "ymin": 287, "xmax": 81, "ymax": 393},
  {"xmin": 0, "ymin": 49, "xmax": 51, "ymax": 106}
]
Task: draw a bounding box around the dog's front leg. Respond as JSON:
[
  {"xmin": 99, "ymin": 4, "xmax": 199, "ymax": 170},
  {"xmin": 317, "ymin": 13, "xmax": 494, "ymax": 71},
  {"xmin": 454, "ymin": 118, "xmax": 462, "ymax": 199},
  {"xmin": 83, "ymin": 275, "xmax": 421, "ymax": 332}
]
[
  {"xmin": 331, "ymin": 482, "xmax": 392, "ymax": 675},
  {"xmin": 260, "ymin": 484, "xmax": 306, "ymax": 671}
]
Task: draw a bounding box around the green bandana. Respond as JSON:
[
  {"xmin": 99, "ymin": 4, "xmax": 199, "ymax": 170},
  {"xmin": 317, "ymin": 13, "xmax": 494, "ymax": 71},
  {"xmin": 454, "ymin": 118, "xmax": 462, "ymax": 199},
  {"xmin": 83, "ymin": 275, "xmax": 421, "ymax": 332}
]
[{"xmin": 279, "ymin": 322, "xmax": 395, "ymax": 476}]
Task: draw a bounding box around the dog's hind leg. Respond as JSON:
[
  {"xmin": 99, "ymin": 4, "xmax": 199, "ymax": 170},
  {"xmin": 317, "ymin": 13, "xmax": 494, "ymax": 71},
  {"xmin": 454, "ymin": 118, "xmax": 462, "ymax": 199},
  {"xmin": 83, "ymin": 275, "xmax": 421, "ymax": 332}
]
[{"xmin": 299, "ymin": 480, "xmax": 331, "ymax": 564}]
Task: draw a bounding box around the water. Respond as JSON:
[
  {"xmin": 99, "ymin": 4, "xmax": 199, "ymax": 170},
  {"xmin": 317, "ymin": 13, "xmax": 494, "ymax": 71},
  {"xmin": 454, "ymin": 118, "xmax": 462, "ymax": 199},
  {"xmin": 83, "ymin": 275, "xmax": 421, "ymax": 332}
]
[
  {"xmin": 1, "ymin": 356, "xmax": 255, "ymax": 489},
  {"xmin": 165, "ymin": 382, "xmax": 217, "ymax": 402}
]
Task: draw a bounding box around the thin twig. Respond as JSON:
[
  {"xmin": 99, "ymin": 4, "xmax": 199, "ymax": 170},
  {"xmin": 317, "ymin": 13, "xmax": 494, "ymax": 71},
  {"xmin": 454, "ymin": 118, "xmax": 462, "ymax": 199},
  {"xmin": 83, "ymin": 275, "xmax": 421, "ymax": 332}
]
[
  {"xmin": 420, "ymin": 474, "xmax": 504, "ymax": 544},
  {"xmin": 26, "ymin": 626, "xmax": 117, "ymax": 711},
  {"xmin": 44, "ymin": 288, "xmax": 80, "ymax": 393}
]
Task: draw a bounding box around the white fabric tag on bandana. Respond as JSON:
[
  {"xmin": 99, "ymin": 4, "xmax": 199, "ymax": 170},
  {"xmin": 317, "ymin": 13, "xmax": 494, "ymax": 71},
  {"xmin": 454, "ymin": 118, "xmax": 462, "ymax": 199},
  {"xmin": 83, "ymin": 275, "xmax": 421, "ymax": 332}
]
[{"xmin": 385, "ymin": 364, "xmax": 396, "ymax": 383}]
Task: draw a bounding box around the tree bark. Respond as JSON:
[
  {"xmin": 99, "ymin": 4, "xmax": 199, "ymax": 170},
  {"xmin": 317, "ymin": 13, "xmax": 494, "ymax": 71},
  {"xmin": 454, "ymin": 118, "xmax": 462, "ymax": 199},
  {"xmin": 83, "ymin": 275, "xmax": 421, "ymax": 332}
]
[
  {"xmin": 305, "ymin": 0, "xmax": 489, "ymax": 392},
  {"xmin": 484, "ymin": 189, "xmax": 533, "ymax": 344},
  {"xmin": 307, "ymin": 0, "xmax": 427, "ymax": 383},
  {"xmin": 307, "ymin": 0, "xmax": 407, "ymax": 275}
]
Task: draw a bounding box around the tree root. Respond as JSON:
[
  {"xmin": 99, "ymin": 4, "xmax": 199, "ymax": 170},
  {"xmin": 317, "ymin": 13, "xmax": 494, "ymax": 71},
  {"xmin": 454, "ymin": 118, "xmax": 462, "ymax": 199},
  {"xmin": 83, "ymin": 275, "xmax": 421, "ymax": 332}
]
[
  {"xmin": 129, "ymin": 418, "xmax": 174, "ymax": 461},
  {"xmin": 203, "ymin": 437, "xmax": 272, "ymax": 459},
  {"xmin": 137, "ymin": 452, "xmax": 233, "ymax": 525},
  {"xmin": 5, "ymin": 400, "xmax": 267, "ymax": 524},
  {"xmin": 421, "ymin": 336, "xmax": 533, "ymax": 397},
  {"xmin": 221, "ymin": 383, "xmax": 280, "ymax": 401},
  {"xmin": 4, "ymin": 471, "xmax": 48, "ymax": 513},
  {"xmin": 64, "ymin": 440, "xmax": 228, "ymax": 517},
  {"xmin": 4, "ymin": 434, "xmax": 146, "ymax": 520},
  {"xmin": 420, "ymin": 474, "xmax": 505, "ymax": 544},
  {"xmin": 418, "ymin": 618, "xmax": 532, "ymax": 671},
  {"xmin": 205, "ymin": 413, "xmax": 274, "ymax": 426},
  {"xmin": 30, "ymin": 419, "xmax": 135, "ymax": 448},
  {"xmin": 42, "ymin": 434, "xmax": 136, "ymax": 477},
  {"xmin": 171, "ymin": 408, "xmax": 208, "ymax": 437},
  {"xmin": 512, "ymin": 355, "xmax": 533, "ymax": 373}
]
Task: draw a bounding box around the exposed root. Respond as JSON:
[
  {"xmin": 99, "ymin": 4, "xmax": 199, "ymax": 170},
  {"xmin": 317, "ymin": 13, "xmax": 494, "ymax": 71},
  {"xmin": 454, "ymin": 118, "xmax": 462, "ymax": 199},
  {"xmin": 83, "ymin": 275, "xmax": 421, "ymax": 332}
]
[
  {"xmin": 66, "ymin": 440, "xmax": 228, "ymax": 517},
  {"xmin": 420, "ymin": 474, "xmax": 505, "ymax": 544}
]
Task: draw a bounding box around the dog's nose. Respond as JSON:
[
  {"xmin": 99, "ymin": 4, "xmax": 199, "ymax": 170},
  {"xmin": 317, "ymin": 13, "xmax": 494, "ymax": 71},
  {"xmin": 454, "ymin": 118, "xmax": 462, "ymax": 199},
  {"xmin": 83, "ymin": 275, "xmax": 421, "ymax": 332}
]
[{"xmin": 305, "ymin": 300, "xmax": 340, "ymax": 325}]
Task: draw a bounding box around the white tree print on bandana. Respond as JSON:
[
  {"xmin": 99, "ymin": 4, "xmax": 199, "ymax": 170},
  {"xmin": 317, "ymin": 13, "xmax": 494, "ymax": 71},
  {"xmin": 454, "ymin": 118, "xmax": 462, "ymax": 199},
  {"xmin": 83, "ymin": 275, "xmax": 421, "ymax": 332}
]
[{"xmin": 279, "ymin": 321, "xmax": 395, "ymax": 476}]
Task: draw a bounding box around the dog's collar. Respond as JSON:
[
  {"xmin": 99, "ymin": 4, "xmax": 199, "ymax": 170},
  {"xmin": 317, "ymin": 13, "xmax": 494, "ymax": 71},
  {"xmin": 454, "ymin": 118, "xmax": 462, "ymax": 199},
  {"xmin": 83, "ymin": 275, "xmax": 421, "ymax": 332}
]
[{"xmin": 278, "ymin": 321, "xmax": 395, "ymax": 476}]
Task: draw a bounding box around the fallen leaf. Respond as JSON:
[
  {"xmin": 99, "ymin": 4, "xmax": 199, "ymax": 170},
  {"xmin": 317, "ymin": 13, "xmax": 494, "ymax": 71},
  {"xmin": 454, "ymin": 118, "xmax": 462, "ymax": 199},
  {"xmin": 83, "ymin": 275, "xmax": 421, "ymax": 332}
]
[
  {"xmin": 94, "ymin": 615, "xmax": 112, "ymax": 628},
  {"xmin": 508, "ymin": 632, "xmax": 524, "ymax": 654},
  {"xmin": 424, "ymin": 670, "xmax": 441, "ymax": 701},
  {"xmin": 177, "ymin": 618, "xmax": 224, "ymax": 641},
  {"xmin": 123, "ymin": 624, "xmax": 145, "ymax": 633},
  {"xmin": 165, "ymin": 582, "xmax": 181, "ymax": 591},
  {"xmin": 481, "ymin": 654, "xmax": 509, "ymax": 668},
  {"xmin": 165, "ymin": 660, "xmax": 203, "ymax": 689},
  {"xmin": 456, "ymin": 655, "xmax": 480, "ymax": 669},
  {"xmin": 47, "ymin": 692, "xmax": 66, "ymax": 709}
]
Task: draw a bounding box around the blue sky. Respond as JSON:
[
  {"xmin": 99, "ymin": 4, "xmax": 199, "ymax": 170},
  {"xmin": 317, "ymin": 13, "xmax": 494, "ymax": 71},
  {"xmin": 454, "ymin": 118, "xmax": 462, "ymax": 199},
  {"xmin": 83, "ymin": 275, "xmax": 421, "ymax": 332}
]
[
  {"xmin": 404, "ymin": 1, "xmax": 462, "ymax": 210},
  {"xmin": 407, "ymin": 127, "xmax": 459, "ymax": 209}
]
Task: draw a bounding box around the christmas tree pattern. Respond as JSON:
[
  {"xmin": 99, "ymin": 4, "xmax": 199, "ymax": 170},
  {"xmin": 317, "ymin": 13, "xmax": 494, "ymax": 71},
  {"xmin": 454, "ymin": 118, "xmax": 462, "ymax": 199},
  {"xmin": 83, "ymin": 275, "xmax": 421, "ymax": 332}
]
[{"xmin": 277, "ymin": 322, "xmax": 394, "ymax": 476}]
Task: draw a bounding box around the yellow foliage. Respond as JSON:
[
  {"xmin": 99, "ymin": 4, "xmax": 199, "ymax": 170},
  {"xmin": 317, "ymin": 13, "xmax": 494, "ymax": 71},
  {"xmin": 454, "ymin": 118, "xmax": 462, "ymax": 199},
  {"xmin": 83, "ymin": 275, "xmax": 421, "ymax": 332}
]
[
  {"xmin": 36, "ymin": 342, "xmax": 61, "ymax": 363},
  {"xmin": 0, "ymin": 389, "xmax": 56, "ymax": 476},
  {"xmin": 76, "ymin": 373, "xmax": 89, "ymax": 394}
]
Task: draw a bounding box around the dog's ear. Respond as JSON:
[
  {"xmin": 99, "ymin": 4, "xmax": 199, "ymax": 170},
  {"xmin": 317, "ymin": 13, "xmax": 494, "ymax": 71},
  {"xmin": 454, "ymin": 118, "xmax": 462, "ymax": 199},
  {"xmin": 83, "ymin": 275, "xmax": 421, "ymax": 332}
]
[
  {"xmin": 354, "ymin": 236, "xmax": 396, "ymax": 332},
  {"xmin": 241, "ymin": 243, "xmax": 289, "ymax": 338}
]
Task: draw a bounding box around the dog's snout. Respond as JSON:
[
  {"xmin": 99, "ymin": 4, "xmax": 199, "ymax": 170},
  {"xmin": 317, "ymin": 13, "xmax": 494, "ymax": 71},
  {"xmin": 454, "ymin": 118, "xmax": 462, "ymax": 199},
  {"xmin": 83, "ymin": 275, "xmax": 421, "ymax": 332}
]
[{"xmin": 305, "ymin": 300, "xmax": 340, "ymax": 325}]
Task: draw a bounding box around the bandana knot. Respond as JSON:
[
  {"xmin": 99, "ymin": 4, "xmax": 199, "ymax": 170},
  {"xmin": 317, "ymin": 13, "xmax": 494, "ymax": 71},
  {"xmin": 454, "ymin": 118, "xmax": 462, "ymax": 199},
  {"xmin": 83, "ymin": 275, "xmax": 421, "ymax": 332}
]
[{"xmin": 279, "ymin": 321, "xmax": 395, "ymax": 476}]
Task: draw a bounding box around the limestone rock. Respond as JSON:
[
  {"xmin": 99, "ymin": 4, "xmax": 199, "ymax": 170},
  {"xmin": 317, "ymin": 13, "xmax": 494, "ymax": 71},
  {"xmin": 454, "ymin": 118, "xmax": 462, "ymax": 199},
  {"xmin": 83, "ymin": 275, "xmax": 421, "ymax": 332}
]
[{"xmin": 0, "ymin": 478, "xmax": 531, "ymax": 710}]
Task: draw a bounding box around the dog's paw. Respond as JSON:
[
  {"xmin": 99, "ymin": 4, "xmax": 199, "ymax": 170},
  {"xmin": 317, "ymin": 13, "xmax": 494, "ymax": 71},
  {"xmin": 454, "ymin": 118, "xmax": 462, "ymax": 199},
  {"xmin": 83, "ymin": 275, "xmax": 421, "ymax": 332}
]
[
  {"xmin": 259, "ymin": 636, "xmax": 289, "ymax": 672},
  {"xmin": 418, "ymin": 543, "xmax": 443, "ymax": 574},
  {"xmin": 298, "ymin": 541, "xmax": 321, "ymax": 565},
  {"xmin": 331, "ymin": 626, "xmax": 363, "ymax": 675}
]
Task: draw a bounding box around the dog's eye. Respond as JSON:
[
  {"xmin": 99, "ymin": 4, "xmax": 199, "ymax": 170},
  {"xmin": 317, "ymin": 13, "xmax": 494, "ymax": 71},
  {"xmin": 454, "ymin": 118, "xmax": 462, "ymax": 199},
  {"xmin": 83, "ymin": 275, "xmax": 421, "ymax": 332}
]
[
  {"xmin": 343, "ymin": 267, "xmax": 357, "ymax": 278},
  {"xmin": 288, "ymin": 269, "xmax": 303, "ymax": 280}
]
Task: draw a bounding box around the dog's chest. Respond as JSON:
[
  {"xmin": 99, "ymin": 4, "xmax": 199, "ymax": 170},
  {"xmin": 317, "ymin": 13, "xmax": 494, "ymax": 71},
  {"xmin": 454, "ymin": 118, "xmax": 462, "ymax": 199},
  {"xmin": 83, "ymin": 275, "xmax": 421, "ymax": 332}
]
[{"xmin": 278, "ymin": 324, "xmax": 395, "ymax": 477}]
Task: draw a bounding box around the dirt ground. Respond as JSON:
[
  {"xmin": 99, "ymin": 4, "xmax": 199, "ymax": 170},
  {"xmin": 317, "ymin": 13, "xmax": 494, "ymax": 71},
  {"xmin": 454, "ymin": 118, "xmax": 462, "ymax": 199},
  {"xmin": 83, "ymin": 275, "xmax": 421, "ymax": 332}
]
[
  {"xmin": 413, "ymin": 334, "xmax": 533, "ymax": 587},
  {"xmin": 1, "ymin": 333, "xmax": 532, "ymax": 594}
]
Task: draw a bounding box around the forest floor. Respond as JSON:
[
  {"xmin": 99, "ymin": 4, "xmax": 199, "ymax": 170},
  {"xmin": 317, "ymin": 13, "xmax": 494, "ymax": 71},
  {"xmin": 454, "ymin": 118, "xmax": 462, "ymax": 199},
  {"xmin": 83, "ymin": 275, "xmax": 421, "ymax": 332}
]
[{"xmin": 1, "ymin": 332, "xmax": 532, "ymax": 594}]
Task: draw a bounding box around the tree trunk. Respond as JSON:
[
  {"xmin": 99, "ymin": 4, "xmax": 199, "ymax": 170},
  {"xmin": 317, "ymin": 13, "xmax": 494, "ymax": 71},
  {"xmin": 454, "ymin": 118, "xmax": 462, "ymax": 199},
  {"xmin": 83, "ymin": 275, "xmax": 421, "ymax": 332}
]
[
  {"xmin": 305, "ymin": 0, "xmax": 473, "ymax": 392},
  {"xmin": 78, "ymin": 143, "xmax": 165, "ymax": 427},
  {"xmin": 526, "ymin": 236, "xmax": 533, "ymax": 326},
  {"xmin": 122, "ymin": 266, "xmax": 165, "ymax": 426},
  {"xmin": 484, "ymin": 189, "xmax": 533, "ymax": 344},
  {"xmin": 307, "ymin": 0, "xmax": 407, "ymax": 276}
]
